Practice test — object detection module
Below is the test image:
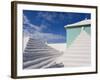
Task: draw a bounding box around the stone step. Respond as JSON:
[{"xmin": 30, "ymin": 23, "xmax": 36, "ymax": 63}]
[
  {"xmin": 24, "ymin": 48, "xmax": 58, "ymax": 51},
  {"xmin": 23, "ymin": 51, "xmax": 62, "ymax": 62},
  {"xmin": 23, "ymin": 38, "xmax": 63, "ymax": 69},
  {"xmin": 25, "ymin": 58, "xmax": 56, "ymax": 69},
  {"xmin": 23, "ymin": 57, "xmax": 52, "ymax": 69},
  {"xmin": 23, "ymin": 51, "xmax": 62, "ymax": 56},
  {"xmin": 23, "ymin": 54, "xmax": 60, "ymax": 69},
  {"xmin": 24, "ymin": 49, "xmax": 61, "ymax": 53},
  {"xmin": 25, "ymin": 45, "xmax": 54, "ymax": 49}
]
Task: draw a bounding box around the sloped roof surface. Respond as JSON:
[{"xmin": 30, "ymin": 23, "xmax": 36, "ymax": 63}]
[{"xmin": 65, "ymin": 19, "xmax": 91, "ymax": 28}]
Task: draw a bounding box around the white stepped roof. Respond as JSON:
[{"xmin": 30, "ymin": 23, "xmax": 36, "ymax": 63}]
[
  {"xmin": 57, "ymin": 30, "xmax": 91, "ymax": 67},
  {"xmin": 23, "ymin": 37, "xmax": 64, "ymax": 69},
  {"xmin": 64, "ymin": 19, "xmax": 91, "ymax": 28}
]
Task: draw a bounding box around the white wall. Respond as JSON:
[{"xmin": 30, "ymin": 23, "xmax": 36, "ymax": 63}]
[
  {"xmin": 0, "ymin": 0, "xmax": 99, "ymax": 80},
  {"xmin": 47, "ymin": 43, "xmax": 66, "ymax": 52}
]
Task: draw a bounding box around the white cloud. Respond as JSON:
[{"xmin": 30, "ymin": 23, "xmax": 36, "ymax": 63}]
[
  {"xmin": 36, "ymin": 12, "xmax": 67, "ymax": 24},
  {"xmin": 23, "ymin": 15, "xmax": 30, "ymax": 24},
  {"xmin": 23, "ymin": 15, "xmax": 42, "ymax": 32},
  {"xmin": 31, "ymin": 31, "xmax": 65, "ymax": 42},
  {"xmin": 36, "ymin": 12, "xmax": 57, "ymax": 22},
  {"xmin": 23, "ymin": 15, "xmax": 65, "ymax": 43}
]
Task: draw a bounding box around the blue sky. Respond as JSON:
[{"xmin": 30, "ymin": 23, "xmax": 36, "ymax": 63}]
[{"xmin": 23, "ymin": 10, "xmax": 91, "ymax": 43}]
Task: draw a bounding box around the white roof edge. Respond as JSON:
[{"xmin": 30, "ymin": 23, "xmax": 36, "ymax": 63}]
[{"xmin": 64, "ymin": 19, "xmax": 91, "ymax": 28}]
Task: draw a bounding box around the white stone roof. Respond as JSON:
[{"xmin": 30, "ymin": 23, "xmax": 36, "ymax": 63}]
[
  {"xmin": 58, "ymin": 30, "xmax": 91, "ymax": 67},
  {"xmin": 64, "ymin": 19, "xmax": 91, "ymax": 28}
]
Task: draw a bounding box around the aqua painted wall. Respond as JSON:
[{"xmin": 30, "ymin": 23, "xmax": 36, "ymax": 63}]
[
  {"xmin": 84, "ymin": 26, "xmax": 91, "ymax": 35},
  {"xmin": 67, "ymin": 27, "xmax": 81, "ymax": 47},
  {"xmin": 66, "ymin": 25, "xmax": 91, "ymax": 47}
]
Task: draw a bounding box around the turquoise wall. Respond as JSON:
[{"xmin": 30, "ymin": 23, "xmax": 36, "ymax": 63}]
[
  {"xmin": 84, "ymin": 26, "xmax": 91, "ymax": 35},
  {"xmin": 66, "ymin": 25, "xmax": 91, "ymax": 47},
  {"xmin": 67, "ymin": 27, "xmax": 81, "ymax": 47}
]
